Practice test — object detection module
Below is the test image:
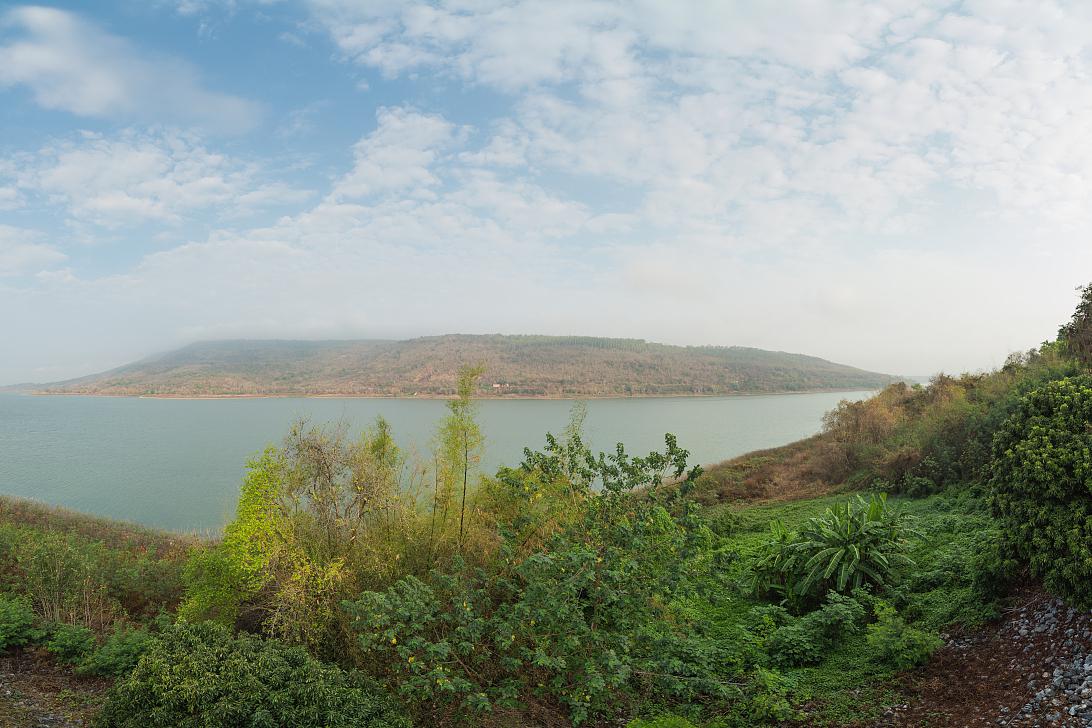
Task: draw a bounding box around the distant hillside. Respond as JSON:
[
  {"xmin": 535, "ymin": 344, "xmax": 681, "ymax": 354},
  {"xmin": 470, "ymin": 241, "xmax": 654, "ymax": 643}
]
[{"xmin": 40, "ymin": 335, "xmax": 897, "ymax": 398}]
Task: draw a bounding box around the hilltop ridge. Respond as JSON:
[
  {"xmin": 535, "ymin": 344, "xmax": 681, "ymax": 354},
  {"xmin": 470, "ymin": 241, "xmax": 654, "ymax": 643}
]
[{"xmin": 40, "ymin": 334, "xmax": 896, "ymax": 397}]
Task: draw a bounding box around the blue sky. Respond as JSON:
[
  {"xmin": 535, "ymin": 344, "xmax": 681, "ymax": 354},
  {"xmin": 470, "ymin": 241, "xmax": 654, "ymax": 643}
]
[{"xmin": 2, "ymin": 1, "xmax": 1092, "ymax": 384}]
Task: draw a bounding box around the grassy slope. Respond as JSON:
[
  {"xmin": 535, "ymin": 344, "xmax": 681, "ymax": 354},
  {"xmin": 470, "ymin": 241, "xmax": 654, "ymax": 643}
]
[
  {"xmin": 0, "ymin": 495, "xmax": 199, "ymax": 558},
  {"xmin": 41, "ymin": 335, "xmax": 896, "ymax": 397}
]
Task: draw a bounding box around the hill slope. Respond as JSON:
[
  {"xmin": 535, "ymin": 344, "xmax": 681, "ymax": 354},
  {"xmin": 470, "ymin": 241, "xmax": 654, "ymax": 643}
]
[{"xmin": 41, "ymin": 335, "xmax": 896, "ymax": 397}]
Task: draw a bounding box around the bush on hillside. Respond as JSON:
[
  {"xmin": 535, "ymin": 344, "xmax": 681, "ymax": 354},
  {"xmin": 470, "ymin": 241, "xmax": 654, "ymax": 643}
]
[
  {"xmin": 866, "ymin": 602, "xmax": 942, "ymax": 669},
  {"xmin": 78, "ymin": 625, "xmax": 155, "ymax": 677},
  {"xmin": 0, "ymin": 594, "xmax": 36, "ymax": 650},
  {"xmin": 990, "ymin": 374, "xmax": 1092, "ymax": 606},
  {"xmin": 766, "ymin": 592, "xmax": 865, "ymax": 667},
  {"xmin": 44, "ymin": 623, "xmax": 96, "ymax": 663},
  {"xmin": 344, "ymin": 434, "xmax": 726, "ymax": 726},
  {"xmin": 95, "ymin": 621, "xmax": 408, "ymax": 728},
  {"xmin": 0, "ymin": 523, "xmax": 184, "ymax": 628}
]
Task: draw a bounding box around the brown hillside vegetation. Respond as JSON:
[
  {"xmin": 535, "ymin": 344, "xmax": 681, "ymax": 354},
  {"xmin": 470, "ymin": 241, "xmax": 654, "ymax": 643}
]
[
  {"xmin": 41, "ymin": 334, "xmax": 896, "ymax": 397},
  {"xmin": 688, "ymin": 346, "xmax": 1074, "ymax": 509}
]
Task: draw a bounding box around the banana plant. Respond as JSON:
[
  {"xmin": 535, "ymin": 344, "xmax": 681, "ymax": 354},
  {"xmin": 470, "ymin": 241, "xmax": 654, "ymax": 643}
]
[{"xmin": 753, "ymin": 494, "xmax": 920, "ymax": 609}]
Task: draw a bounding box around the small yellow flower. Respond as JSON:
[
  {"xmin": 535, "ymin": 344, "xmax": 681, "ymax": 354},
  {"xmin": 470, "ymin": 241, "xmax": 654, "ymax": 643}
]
[{"xmin": 390, "ymin": 637, "xmax": 397, "ymax": 645}]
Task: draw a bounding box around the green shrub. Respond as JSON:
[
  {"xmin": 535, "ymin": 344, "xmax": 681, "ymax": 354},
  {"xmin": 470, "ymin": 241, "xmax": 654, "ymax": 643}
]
[
  {"xmin": 345, "ymin": 434, "xmax": 722, "ymax": 726},
  {"xmin": 44, "ymin": 623, "xmax": 96, "ymax": 663},
  {"xmin": 866, "ymin": 603, "xmax": 942, "ymax": 669},
  {"xmin": 95, "ymin": 622, "xmax": 408, "ymax": 728},
  {"xmin": 970, "ymin": 536, "xmax": 1019, "ymax": 601},
  {"xmin": 990, "ymin": 375, "xmax": 1092, "ymax": 605},
  {"xmin": 899, "ymin": 475, "xmax": 937, "ymax": 497},
  {"xmin": 347, "ymin": 532, "xmax": 731, "ymax": 725},
  {"xmin": 178, "ymin": 546, "xmax": 248, "ymax": 626},
  {"xmin": 0, "ymin": 522, "xmax": 184, "ymax": 623},
  {"xmin": 708, "ymin": 508, "xmax": 742, "ymax": 537},
  {"xmin": 79, "ymin": 626, "xmax": 155, "ymax": 677},
  {"xmin": 0, "ymin": 594, "xmax": 36, "ymax": 650},
  {"xmin": 13, "ymin": 529, "xmax": 121, "ymax": 629},
  {"xmin": 753, "ymin": 495, "xmax": 918, "ymax": 608},
  {"xmin": 767, "ymin": 593, "xmax": 864, "ymax": 667},
  {"xmin": 739, "ymin": 667, "xmax": 797, "ymax": 724}
]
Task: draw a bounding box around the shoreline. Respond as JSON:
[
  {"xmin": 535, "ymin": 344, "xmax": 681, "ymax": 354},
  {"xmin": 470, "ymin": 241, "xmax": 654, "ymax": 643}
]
[{"xmin": 27, "ymin": 387, "xmax": 882, "ymax": 401}]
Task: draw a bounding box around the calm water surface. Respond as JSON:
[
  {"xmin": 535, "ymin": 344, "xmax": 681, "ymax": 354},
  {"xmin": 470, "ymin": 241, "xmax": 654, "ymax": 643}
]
[{"xmin": 0, "ymin": 392, "xmax": 870, "ymax": 532}]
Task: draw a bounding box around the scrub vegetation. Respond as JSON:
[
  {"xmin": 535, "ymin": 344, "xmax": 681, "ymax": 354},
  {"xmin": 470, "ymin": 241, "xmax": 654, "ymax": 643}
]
[{"xmin": 1, "ymin": 283, "xmax": 1091, "ymax": 726}]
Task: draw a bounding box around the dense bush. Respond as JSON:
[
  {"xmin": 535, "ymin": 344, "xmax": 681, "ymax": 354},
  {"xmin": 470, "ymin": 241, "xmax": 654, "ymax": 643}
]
[
  {"xmin": 0, "ymin": 522, "xmax": 184, "ymax": 629},
  {"xmin": 344, "ymin": 434, "xmax": 728, "ymax": 725},
  {"xmin": 95, "ymin": 622, "xmax": 408, "ymax": 728},
  {"xmin": 180, "ymin": 414, "xmax": 454, "ymax": 658},
  {"xmin": 813, "ymin": 346, "xmax": 1080, "ymax": 495},
  {"xmin": 766, "ymin": 592, "xmax": 865, "ymax": 667},
  {"xmin": 990, "ymin": 375, "xmax": 1092, "ymax": 606},
  {"xmin": 79, "ymin": 626, "xmax": 155, "ymax": 677},
  {"xmin": 44, "ymin": 623, "xmax": 96, "ymax": 663},
  {"xmin": 866, "ymin": 602, "xmax": 942, "ymax": 669},
  {"xmin": 0, "ymin": 594, "xmax": 36, "ymax": 650},
  {"xmin": 753, "ymin": 495, "xmax": 918, "ymax": 609},
  {"xmin": 890, "ymin": 498, "xmax": 1018, "ymax": 629}
]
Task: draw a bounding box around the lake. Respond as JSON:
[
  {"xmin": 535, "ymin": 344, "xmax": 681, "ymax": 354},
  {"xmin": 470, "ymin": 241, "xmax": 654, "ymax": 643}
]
[{"xmin": 0, "ymin": 391, "xmax": 870, "ymax": 532}]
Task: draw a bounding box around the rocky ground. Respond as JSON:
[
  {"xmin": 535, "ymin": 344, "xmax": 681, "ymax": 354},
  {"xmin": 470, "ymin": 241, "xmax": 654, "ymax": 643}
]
[
  {"xmin": 880, "ymin": 590, "xmax": 1092, "ymax": 727},
  {"xmin": 0, "ymin": 650, "xmax": 105, "ymax": 728}
]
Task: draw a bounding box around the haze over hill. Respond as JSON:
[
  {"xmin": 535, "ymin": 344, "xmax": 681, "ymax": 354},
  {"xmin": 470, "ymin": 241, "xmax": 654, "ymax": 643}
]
[{"xmin": 40, "ymin": 335, "xmax": 896, "ymax": 398}]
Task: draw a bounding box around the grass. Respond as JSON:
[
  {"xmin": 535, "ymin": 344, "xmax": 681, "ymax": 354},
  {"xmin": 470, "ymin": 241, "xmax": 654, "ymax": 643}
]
[{"xmin": 0, "ymin": 495, "xmax": 201, "ymax": 559}]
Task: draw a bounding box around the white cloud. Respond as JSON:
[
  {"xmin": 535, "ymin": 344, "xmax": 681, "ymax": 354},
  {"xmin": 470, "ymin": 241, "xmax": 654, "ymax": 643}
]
[
  {"xmin": 306, "ymin": 0, "xmax": 1092, "ymax": 238},
  {"xmin": 19, "ymin": 129, "xmax": 312, "ymax": 227},
  {"xmin": 330, "ymin": 107, "xmax": 460, "ymax": 201},
  {"xmin": 0, "ymin": 225, "xmax": 66, "ymax": 276},
  {"xmin": 10, "ymin": 1, "xmax": 1092, "ymax": 383},
  {"xmin": 0, "ymin": 6, "xmax": 261, "ymax": 132},
  {"xmin": 0, "ymin": 186, "xmax": 20, "ymax": 210}
]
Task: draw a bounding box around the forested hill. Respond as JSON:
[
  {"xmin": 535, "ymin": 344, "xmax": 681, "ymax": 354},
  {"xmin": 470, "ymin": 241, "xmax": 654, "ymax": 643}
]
[{"xmin": 40, "ymin": 335, "xmax": 897, "ymax": 397}]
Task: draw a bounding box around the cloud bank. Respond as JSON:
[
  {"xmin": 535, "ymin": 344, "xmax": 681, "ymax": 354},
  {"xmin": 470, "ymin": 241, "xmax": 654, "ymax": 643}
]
[{"xmin": 2, "ymin": 2, "xmax": 1092, "ymax": 383}]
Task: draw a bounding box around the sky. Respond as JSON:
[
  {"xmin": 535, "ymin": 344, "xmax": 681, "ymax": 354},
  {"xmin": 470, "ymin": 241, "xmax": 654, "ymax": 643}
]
[{"xmin": 2, "ymin": 1, "xmax": 1091, "ymax": 385}]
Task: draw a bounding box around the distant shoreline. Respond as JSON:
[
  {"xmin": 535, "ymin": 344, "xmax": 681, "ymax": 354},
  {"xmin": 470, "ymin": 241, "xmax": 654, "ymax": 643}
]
[{"xmin": 29, "ymin": 387, "xmax": 880, "ymax": 401}]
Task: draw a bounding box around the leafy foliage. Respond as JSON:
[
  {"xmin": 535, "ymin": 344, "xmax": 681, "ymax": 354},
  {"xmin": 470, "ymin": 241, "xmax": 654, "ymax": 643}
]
[
  {"xmin": 1059, "ymin": 282, "xmax": 1092, "ymax": 366},
  {"xmin": 0, "ymin": 521, "xmax": 184, "ymax": 629},
  {"xmin": 766, "ymin": 592, "xmax": 865, "ymax": 667},
  {"xmin": 753, "ymin": 495, "xmax": 918, "ymax": 608},
  {"xmin": 866, "ymin": 602, "xmax": 942, "ymax": 669},
  {"xmin": 79, "ymin": 626, "xmax": 156, "ymax": 677},
  {"xmin": 0, "ymin": 594, "xmax": 36, "ymax": 650},
  {"xmin": 180, "ymin": 418, "xmax": 425, "ymax": 657},
  {"xmin": 344, "ymin": 433, "xmax": 724, "ymax": 725},
  {"xmin": 44, "ymin": 623, "xmax": 96, "ymax": 663},
  {"xmin": 95, "ymin": 622, "xmax": 409, "ymax": 728},
  {"xmin": 990, "ymin": 374, "xmax": 1092, "ymax": 606}
]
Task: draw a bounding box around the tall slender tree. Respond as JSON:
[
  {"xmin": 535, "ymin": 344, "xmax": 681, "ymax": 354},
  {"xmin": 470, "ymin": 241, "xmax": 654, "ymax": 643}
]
[{"xmin": 436, "ymin": 364, "xmax": 486, "ymax": 550}]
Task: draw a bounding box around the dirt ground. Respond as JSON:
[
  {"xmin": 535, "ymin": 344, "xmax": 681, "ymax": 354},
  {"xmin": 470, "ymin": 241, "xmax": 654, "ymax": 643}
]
[
  {"xmin": 0, "ymin": 649, "xmax": 107, "ymax": 728},
  {"xmin": 875, "ymin": 590, "xmax": 1092, "ymax": 728}
]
